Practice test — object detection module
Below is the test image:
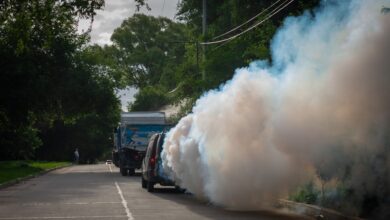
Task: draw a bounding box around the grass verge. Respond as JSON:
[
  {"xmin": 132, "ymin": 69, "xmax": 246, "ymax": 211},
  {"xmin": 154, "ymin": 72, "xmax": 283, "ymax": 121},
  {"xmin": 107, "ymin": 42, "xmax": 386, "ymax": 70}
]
[{"xmin": 0, "ymin": 161, "xmax": 70, "ymax": 185}]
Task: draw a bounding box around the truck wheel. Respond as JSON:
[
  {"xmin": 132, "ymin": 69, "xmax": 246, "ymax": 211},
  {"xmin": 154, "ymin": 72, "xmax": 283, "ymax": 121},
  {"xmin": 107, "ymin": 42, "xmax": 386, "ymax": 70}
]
[
  {"xmin": 141, "ymin": 177, "xmax": 147, "ymax": 188},
  {"xmin": 147, "ymin": 180, "xmax": 154, "ymax": 192},
  {"xmin": 120, "ymin": 167, "xmax": 128, "ymax": 176},
  {"xmin": 128, "ymin": 168, "xmax": 135, "ymax": 176}
]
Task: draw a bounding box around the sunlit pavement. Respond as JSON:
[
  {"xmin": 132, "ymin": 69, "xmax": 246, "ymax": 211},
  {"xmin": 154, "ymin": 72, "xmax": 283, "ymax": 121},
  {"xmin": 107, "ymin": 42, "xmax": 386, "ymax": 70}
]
[{"xmin": 0, "ymin": 164, "xmax": 312, "ymax": 220}]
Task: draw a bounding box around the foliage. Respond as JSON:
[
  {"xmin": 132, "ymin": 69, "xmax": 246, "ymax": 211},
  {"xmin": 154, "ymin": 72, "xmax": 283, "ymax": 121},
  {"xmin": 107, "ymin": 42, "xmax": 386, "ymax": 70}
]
[
  {"xmin": 128, "ymin": 86, "xmax": 170, "ymax": 111},
  {"xmin": 288, "ymin": 179, "xmax": 382, "ymax": 217},
  {"xmin": 178, "ymin": 0, "xmax": 319, "ymax": 89},
  {"xmin": 0, "ymin": 0, "xmax": 322, "ymax": 161},
  {"xmin": 111, "ymin": 14, "xmax": 189, "ymax": 89},
  {"xmin": 0, "ymin": 0, "xmax": 120, "ymax": 161},
  {"xmin": 34, "ymin": 49, "xmax": 121, "ymax": 163},
  {"xmin": 81, "ymin": 44, "xmax": 128, "ymax": 89},
  {"xmin": 124, "ymin": 0, "xmax": 321, "ymax": 114},
  {"xmin": 0, "ymin": 161, "xmax": 70, "ymax": 184},
  {"xmin": 289, "ymin": 182, "xmax": 319, "ymax": 204},
  {"xmin": 108, "ymin": 14, "xmax": 190, "ymax": 110},
  {"xmin": 133, "ymin": 0, "xmax": 320, "ymax": 113},
  {"xmin": 133, "ymin": 0, "xmax": 151, "ymax": 11}
]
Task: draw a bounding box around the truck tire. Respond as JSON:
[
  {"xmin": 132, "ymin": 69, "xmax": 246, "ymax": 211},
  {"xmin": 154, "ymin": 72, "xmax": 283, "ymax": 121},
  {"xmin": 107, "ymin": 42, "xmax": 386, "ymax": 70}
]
[
  {"xmin": 141, "ymin": 177, "xmax": 147, "ymax": 188},
  {"xmin": 128, "ymin": 168, "xmax": 135, "ymax": 176},
  {"xmin": 120, "ymin": 167, "xmax": 128, "ymax": 176},
  {"xmin": 147, "ymin": 180, "xmax": 154, "ymax": 192}
]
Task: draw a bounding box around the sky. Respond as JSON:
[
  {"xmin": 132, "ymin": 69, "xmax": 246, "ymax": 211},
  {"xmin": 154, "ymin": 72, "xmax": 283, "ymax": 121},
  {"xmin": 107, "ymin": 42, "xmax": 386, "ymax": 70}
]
[{"xmin": 79, "ymin": 0, "xmax": 180, "ymax": 111}]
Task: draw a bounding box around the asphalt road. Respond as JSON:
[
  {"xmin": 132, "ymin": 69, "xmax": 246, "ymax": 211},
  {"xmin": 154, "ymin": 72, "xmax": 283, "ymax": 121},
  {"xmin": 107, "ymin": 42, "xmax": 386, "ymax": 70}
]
[{"xmin": 0, "ymin": 164, "xmax": 312, "ymax": 220}]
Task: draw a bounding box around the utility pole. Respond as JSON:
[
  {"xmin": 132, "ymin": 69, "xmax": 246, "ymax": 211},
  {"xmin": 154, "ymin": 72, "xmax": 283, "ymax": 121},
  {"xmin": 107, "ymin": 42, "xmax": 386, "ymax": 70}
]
[
  {"xmin": 202, "ymin": 0, "xmax": 207, "ymax": 81},
  {"xmin": 196, "ymin": 42, "xmax": 199, "ymax": 71},
  {"xmin": 202, "ymin": 0, "xmax": 207, "ymax": 35}
]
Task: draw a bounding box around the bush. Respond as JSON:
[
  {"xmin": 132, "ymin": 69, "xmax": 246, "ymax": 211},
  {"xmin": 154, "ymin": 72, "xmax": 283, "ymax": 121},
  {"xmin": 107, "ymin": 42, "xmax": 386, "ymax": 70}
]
[{"xmin": 289, "ymin": 182, "xmax": 319, "ymax": 204}]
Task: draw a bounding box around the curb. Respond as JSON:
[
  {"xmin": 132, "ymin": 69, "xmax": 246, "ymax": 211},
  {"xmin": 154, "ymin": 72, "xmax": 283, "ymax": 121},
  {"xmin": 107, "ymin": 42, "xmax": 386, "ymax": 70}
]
[
  {"xmin": 0, "ymin": 164, "xmax": 72, "ymax": 190},
  {"xmin": 278, "ymin": 199, "xmax": 363, "ymax": 220}
]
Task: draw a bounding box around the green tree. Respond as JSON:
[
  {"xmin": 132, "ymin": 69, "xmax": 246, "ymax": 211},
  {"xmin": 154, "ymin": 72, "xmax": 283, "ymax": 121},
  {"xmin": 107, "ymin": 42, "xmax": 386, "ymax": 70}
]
[
  {"xmin": 0, "ymin": 0, "xmax": 121, "ymax": 161},
  {"xmin": 108, "ymin": 14, "xmax": 189, "ymax": 111},
  {"xmin": 111, "ymin": 14, "xmax": 189, "ymax": 89},
  {"xmin": 35, "ymin": 49, "xmax": 121, "ymax": 162},
  {"xmin": 175, "ymin": 0, "xmax": 320, "ymax": 88},
  {"xmin": 126, "ymin": 1, "xmax": 321, "ymax": 120},
  {"xmin": 128, "ymin": 86, "xmax": 169, "ymax": 111}
]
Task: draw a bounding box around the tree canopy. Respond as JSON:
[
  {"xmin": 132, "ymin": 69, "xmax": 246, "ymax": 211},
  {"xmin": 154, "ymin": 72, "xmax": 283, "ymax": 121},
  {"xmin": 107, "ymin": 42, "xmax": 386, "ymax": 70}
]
[
  {"xmin": 107, "ymin": 14, "xmax": 190, "ymax": 111},
  {"xmin": 0, "ymin": 0, "xmax": 120, "ymax": 162},
  {"xmin": 0, "ymin": 0, "xmax": 321, "ymax": 161},
  {"xmin": 123, "ymin": 0, "xmax": 320, "ymax": 115}
]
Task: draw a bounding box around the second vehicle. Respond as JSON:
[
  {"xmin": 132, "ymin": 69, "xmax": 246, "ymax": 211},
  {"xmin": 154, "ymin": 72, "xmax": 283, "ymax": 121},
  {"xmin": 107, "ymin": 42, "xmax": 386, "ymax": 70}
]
[{"xmin": 141, "ymin": 132, "xmax": 177, "ymax": 192}]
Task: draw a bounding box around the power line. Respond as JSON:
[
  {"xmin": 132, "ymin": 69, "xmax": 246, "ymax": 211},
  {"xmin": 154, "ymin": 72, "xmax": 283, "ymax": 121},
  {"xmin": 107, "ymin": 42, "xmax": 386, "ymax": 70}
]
[
  {"xmin": 213, "ymin": 0, "xmax": 283, "ymax": 40},
  {"xmin": 201, "ymin": 0, "xmax": 294, "ymax": 45},
  {"xmin": 204, "ymin": 0, "xmax": 292, "ymax": 45}
]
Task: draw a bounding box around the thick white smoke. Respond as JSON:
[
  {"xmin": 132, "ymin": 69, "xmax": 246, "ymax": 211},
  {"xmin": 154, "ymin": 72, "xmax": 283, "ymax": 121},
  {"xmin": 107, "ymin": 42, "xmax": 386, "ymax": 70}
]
[{"xmin": 162, "ymin": 0, "xmax": 390, "ymax": 215}]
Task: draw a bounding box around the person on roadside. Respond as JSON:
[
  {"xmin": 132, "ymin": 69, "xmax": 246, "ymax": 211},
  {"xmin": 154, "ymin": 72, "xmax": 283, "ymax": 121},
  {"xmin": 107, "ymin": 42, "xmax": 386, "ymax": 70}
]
[{"xmin": 74, "ymin": 148, "xmax": 79, "ymax": 164}]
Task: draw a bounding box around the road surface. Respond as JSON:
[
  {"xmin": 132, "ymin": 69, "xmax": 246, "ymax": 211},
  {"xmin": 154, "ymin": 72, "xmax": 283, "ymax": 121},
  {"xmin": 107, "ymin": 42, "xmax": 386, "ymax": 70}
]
[{"xmin": 0, "ymin": 164, "xmax": 312, "ymax": 220}]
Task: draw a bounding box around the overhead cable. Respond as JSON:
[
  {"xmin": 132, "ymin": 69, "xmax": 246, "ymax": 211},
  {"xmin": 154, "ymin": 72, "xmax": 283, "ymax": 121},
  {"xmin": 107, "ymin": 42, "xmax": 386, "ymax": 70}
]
[
  {"xmin": 201, "ymin": 0, "xmax": 294, "ymax": 45},
  {"xmin": 213, "ymin": 0, "xmax": 283, "ymax": 40}
]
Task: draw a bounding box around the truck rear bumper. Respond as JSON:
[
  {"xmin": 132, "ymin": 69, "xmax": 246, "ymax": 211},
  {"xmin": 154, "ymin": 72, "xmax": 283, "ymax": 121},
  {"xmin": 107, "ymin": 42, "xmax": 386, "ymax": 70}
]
[{"xmin": 120, "ymin": 161, "xmax": 142, "ymax": 169}]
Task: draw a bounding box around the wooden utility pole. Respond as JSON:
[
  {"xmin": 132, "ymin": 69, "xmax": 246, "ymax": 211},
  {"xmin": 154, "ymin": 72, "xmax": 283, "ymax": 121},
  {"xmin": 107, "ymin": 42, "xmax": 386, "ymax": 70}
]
[
  {"xmin": 202, "ymin": 0, "xmax": 207, "ymax": 81},
  {"xmin": 202, "ymin": 0, "xmax": 207, "ymax": 35}
]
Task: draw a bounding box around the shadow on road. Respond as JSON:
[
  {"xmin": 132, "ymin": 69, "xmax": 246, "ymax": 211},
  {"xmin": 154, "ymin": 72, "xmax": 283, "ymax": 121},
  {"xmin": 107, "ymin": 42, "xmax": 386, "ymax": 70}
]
[
  {"xmin": 146, "ymin": 186, "xmax": 311, "ymax": 220},
  {"xmin": 51, "ymin": 165, "xmax": 311, "ymax": 220}
]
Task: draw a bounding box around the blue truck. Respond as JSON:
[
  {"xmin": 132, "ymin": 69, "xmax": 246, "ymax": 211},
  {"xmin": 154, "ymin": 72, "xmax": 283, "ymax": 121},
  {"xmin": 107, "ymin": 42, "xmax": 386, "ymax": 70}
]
[{"xmin": 113, "ymin": 112, "xmax": 170, "ymax": 176}]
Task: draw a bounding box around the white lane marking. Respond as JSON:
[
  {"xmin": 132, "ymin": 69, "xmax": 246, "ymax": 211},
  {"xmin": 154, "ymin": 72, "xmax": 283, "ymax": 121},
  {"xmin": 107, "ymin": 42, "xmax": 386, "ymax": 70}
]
[
  {"xmin": 115, "ymin": 182, "xmax": 134, "ymax": 220},
  {"xmin": 64, "ymin": 202, "xmax": 88, "ymax": 205},
  {"xmin": 93, "ymin": 201, "xmax": 121, "ymax": 204},
  {"xmin": 19, "ymin": 201, "xmax": 122, "ymax": 206},
  {"xmin": 64, "ymin": 201, "xmax": 121, "ymax": 205},
  {"xmin": 110, "ymin": 163, "xmax": 133, "ymax": 219},
  {"xmin": 0, "ymin": 216, "xmax": 126, "ymax": 219}
]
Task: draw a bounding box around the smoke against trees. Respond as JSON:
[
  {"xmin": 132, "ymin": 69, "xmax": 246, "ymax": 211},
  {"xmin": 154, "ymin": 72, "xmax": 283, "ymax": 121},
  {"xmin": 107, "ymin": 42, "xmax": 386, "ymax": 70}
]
[{"xmin": 161, "ymin": 0, "xmax": 390, "ymax": 217}]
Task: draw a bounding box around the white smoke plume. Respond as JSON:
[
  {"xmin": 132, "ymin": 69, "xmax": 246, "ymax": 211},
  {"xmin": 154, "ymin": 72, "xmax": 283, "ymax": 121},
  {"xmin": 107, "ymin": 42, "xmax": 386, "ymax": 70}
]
[{"xmin": 161, "ymin": 0, "xmax": 390, "ymax": 216}]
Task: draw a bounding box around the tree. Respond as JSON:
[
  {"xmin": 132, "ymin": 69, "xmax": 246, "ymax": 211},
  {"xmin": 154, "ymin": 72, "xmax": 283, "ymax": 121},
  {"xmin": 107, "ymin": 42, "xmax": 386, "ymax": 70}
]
[
  {"xmin": 128, "ymin": 86, "xmax": 169, "ymax": 111},
  {"xmin": 175, "ymin": 0, "xmax": 320, "ymax": 88},
  {"xmin": 108, "ymin": 14, "xmax": 189, "ymax": 111},
  {"xmin": 111, "ymin": 14, "xmax": 189, "ymax": 89},
  {"xmin": 35, "ymin": 49, "xmax": 121, "ymax": 162},
  {"xmin": 125, "ymin": 1, "xmax": 321, "ymax": 119},
  {"xmin": 0, "ymin": 0, "xmax": 121, "ymax": 161}
]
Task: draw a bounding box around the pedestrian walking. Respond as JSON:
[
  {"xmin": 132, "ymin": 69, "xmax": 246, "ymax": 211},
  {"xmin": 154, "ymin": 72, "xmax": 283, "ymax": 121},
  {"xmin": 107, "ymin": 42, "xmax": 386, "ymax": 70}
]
[{"xmin": 74, "ymin": 148, "xmax": 79, "ymax": 164}]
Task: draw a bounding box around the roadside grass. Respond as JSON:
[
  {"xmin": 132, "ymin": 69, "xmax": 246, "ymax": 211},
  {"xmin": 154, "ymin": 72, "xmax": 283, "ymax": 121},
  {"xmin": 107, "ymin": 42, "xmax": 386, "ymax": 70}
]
[
  {"xmin": 289, "ymin": 182, "xmax": 319, "ymax": 204},
  {"xmin": 288, "ymin": 179, "xmax": 361, "ymax": 217},
  {"xmin": 0, "ymin": 161, "xmax": 70, "ymax": 185}
]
